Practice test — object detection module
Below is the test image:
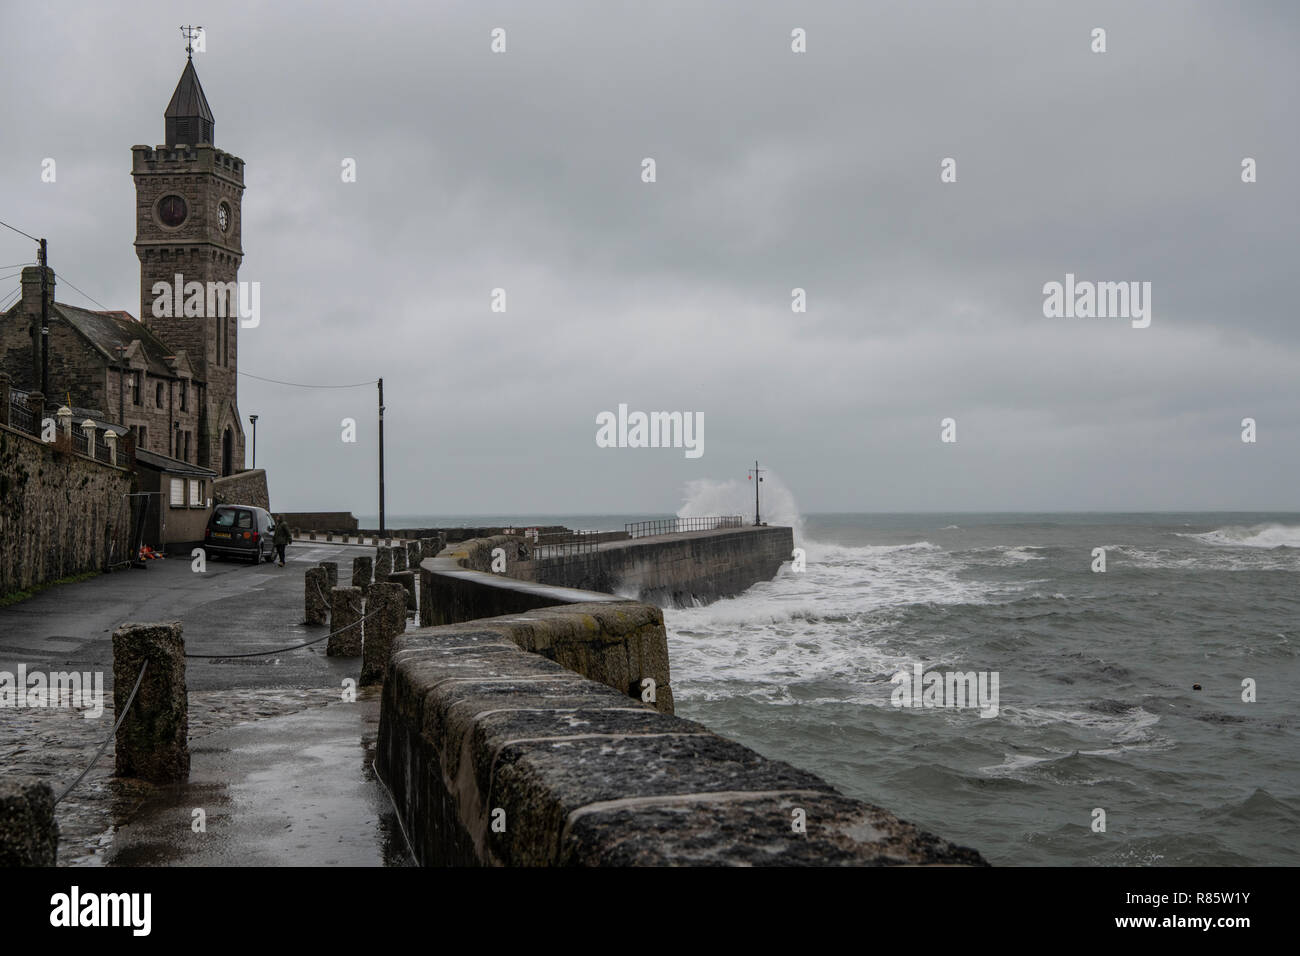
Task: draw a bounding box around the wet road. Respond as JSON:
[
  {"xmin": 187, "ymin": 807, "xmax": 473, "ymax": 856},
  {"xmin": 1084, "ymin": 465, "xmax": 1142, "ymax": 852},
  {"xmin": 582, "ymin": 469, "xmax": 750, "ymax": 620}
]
[{"xmin": 0, "ymin": 540, "xmax": 365, "ymax": 693}]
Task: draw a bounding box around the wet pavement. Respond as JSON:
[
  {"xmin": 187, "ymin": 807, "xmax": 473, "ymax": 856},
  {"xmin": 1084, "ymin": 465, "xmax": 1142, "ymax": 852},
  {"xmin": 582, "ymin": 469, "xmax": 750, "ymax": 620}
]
[
  {"xmin": 107, "ymin": 693, "xmax": 411, "ymax": 866},
  {"xmin": 0, "ymin": 542, "xmax": 414, "ymax": 866}
]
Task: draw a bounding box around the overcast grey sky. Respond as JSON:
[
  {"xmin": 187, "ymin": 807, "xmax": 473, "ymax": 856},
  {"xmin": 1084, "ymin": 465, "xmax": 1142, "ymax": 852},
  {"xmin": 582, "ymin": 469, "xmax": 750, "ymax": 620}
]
[{"xmin": 2, "ymin": 1, "xmax": 1297, "ymax": 517}]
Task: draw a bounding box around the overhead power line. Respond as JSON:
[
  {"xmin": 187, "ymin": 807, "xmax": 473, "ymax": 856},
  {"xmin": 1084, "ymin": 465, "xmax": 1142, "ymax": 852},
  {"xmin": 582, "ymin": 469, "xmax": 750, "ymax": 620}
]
[{"xmin": 238, "ymin": 370, "xmax": 379, "ymax": 389}]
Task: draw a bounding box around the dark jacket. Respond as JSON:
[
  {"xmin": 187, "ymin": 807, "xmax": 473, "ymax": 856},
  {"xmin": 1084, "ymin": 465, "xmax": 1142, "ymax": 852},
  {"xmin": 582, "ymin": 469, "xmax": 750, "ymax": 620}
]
[{"xmin": 273, "ymin": 520, "xmax": 291, "ymax": 548}]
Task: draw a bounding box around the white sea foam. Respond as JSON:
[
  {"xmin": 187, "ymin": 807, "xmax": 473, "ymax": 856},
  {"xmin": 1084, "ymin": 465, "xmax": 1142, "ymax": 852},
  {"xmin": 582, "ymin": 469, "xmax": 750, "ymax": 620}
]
[{"xmin": 1178, "ymin": 524, "xmax": 1300, "ymax": 549}]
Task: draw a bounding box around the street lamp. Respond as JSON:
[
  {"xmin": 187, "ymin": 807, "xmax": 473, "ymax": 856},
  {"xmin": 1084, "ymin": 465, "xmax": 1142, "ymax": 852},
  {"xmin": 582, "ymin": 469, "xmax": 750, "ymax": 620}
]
[{"xmin": 249, "ymin": 414, "xmax": 258, "ymax": 469}]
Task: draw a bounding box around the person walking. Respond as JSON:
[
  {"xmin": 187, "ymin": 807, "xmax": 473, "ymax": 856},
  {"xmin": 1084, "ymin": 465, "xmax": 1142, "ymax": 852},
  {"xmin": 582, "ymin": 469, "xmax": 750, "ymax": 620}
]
[{"xmin": 273, "ymin": 515, "xmax": 292, "ymax": 567}]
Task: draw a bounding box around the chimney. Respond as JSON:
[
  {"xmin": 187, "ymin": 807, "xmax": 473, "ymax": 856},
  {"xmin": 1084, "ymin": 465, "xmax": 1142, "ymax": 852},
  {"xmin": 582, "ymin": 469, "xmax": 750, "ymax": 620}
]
[{"xmin": 20, "ymin": 265, "xmax": 55, "ymax": 315}]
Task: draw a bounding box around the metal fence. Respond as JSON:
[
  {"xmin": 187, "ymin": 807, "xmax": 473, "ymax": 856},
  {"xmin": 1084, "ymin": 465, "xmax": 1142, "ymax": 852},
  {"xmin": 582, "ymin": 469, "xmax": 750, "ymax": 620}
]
[{"xmin": 624, "ymin": 515, "xmax": 744, "ymax": 539}]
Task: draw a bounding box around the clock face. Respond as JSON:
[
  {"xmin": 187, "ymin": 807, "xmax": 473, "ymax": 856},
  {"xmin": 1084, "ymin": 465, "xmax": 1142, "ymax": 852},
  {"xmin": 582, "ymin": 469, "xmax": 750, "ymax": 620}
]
[
  {"xmin": 218, "ymin": 203, "xmax": 230, "ymax": 232},
  {"xmin": 158, "ymin": 195, "xmax": 187, "ymax": 228}
]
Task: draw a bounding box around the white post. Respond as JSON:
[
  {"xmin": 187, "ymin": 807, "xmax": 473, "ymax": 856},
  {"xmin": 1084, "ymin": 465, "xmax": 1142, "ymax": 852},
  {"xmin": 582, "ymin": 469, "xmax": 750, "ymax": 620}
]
[{"xmin": 105, "ymin": 430, "xmax": 118, "ymax": 466}]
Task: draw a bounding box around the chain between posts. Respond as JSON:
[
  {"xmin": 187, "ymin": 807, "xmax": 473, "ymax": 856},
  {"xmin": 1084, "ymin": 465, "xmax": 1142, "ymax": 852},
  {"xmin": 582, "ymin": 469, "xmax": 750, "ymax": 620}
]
[
  {"xmin": 182, "ymin": 579, "xmax": 383, "ymax": 659},
  {"xmin": 54, "ymin": 660, "xmax": 148, "ymax": 806}
]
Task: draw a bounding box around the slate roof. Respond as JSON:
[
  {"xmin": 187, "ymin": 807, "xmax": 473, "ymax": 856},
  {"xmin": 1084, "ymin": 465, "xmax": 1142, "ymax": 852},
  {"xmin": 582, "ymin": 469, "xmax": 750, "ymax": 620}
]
[
  {"xmin": 54, "ymin": 302, "xmax": 197, "ymax": 381},
  {"xmin": 135, "ymin": 447, "xmax": 216, "ymax": 478}
]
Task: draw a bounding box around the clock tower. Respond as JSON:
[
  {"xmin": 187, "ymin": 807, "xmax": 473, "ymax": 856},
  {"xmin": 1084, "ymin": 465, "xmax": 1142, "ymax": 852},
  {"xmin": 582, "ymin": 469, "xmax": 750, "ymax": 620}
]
[{"xmin": 132, "ymin": 51, "xmax": 246, "ymax": 475}]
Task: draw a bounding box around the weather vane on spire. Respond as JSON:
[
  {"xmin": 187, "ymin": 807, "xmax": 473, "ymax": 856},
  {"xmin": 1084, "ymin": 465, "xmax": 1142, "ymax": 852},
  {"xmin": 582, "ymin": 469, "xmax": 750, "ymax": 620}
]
[{"xmin": 180, "ymin": 25, "xmax": 204, "ymax": 60}]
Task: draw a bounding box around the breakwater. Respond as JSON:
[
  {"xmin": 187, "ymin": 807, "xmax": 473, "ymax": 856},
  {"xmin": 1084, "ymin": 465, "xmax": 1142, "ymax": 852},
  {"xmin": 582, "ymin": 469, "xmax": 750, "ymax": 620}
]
[{"xmin": 374, "ymin": 527, "xmax": 986, "ymax": 866}]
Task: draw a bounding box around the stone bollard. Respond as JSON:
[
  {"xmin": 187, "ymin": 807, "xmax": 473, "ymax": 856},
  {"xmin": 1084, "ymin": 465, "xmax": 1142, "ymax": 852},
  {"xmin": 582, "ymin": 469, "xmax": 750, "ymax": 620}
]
[
  {"xmin": 112, "ymin": 622, "xmax": 189, "ymax": 782},
  {"xmin": 361, "ymin": 582, "xmax": 407, "ymax": 686},
  {"xmin": 0, "ymin": 778, "xmax": 58, "ymax": 866},
  {"xmin": 389, "ymin": 569, "xmax": 417, "ymax": 613},
  {"xmin": 375, "ymin": 545, "xmax": 393, "ymax": 581},
  {"xmin": 391, "ymin": 545, "xmax": 408, "ymax": 573},
  {"xmin": 352, "ymin": 555, "xmax": 373, "ymax": 594},
  {"xmin": 327, "ymin": 586, "xmax": 364, "ymax": 656},
  {"xmin": 319, "ymin": 561, "xmax": 339, "ymax": 589},
  {"xmin": 418, "ymin": 568, "xmax": 434, "ymax": 627},
  {"xmin": 305, "ymin": 567, "xmax": 329, "ymax": 625},
  {"xmin": 406, "ymin": 539, "xmax": 422, "ymax": 569}
]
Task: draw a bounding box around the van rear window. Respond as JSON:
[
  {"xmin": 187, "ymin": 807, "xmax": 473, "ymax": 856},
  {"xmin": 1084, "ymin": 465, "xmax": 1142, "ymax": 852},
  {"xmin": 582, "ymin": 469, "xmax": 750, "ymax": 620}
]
[{"xmin": 213, "ymin": 508, "xmax": 253, "ymax": 529}]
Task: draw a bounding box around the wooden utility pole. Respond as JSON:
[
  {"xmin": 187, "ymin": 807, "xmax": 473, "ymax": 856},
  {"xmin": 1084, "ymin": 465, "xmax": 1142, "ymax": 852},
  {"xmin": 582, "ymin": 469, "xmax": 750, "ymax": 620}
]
[
  {"xmin": 39, "ymin": 239, "xmax": 48, "ymax": 397},
  {"xmin": 378, "ymin": 377, "xmax": 386, "ymax": 534}
]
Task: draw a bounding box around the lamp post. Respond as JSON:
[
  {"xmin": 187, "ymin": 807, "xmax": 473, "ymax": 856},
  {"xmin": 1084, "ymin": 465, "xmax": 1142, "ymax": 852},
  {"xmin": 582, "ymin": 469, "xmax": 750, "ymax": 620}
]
[{"xmin": 248, "ymin": 414, "xmax": 258, "ymax": 469}]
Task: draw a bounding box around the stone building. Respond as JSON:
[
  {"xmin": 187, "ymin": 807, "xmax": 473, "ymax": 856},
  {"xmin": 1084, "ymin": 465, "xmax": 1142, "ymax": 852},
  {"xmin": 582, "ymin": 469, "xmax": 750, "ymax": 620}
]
[{"xmin": 0, "ymin": 54, "xmax": 246, "ymax": 474}]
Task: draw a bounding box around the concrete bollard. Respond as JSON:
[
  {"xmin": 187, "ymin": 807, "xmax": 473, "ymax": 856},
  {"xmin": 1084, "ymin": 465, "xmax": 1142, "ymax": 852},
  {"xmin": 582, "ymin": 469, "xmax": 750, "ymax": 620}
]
[
  {"xmin": 361, "ymin": 583, "xmax": 407, "ymax": 686},
  {"xmin": 375, "ymin": 546, "xmax": 393, "ymax": 581},
  {"xmin": 327, "ymin": 586, "xmax": 364, "ymax": 656},
  {"xmin": 111, "ymin": 622, "xmax": 190, "ymax": 782},
  {"xmin": 352, "ymin": 555, "xmax": 373, "ymax": 594},
  {"xmin": 391, "ymin": 545, "xmax": 408, "ymax": 573},
  {"xmin": 305, "ymin": 567, "xmax": 329, "ymax": 625},
  {"xmin": 389, "ymin": 569, "xmax": 417, "ymax": 613},
  {"xmin": 0, "ymin": 779, "xmax": 58, "ymax": 866},
  {"xmin": 319, "ymin": 561, "xmax": 339, "ymax": 589},
  {"xmin": 406, "ymin": 539, "xmax": 422, "ymax": 569}
]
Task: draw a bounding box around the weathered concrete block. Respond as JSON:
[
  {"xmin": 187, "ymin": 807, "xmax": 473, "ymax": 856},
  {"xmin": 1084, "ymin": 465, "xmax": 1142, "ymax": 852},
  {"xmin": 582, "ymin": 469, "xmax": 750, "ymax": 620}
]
[
  {"xmin": 352, "ymin": 555, "xmax": 373, "ymax": 593},
  {"xmin": 305, "ymin": 566, "xmax": 329, "ymax": 625},
  {"xmin": 406, "ymin": 540, "xmax": 422, "ymax": 569},
  {"xmin": 327, "ymin": 586, "xmax": 364, "ymax": 656},
  {"xmin": 319, "ymin": 561, "xmax": 339, "ymax": 589},
  {"xmin": 361, "ymin": 582, "xmax": 407, "ymax": 686},
  {"xmin": 112, "ymin": 621, "xmax": 189, "ymax": 783},
  {"xmin": 392, "ymin": 546, "xmax": 408, "ymax": 572},
  {"xmin": 420, "ymin": 537, "xmax": 437, "ymax": 560},
  {"xmin": 375, "ymin": 546, "xmax": 394, "ymax": 580},
  {"xmin": 0, "ymin": 779, "xmax": 58, "ymax": 866},
  {"xmin": 389, "ymin": 569, "xmax": 417, "ymax": 612}
]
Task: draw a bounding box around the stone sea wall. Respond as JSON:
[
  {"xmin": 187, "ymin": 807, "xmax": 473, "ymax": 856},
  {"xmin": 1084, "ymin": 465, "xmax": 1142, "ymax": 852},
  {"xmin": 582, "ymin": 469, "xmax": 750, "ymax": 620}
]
[{"xmin": 374, "ymin": 528, "xmax": 987, "ymax": 866}]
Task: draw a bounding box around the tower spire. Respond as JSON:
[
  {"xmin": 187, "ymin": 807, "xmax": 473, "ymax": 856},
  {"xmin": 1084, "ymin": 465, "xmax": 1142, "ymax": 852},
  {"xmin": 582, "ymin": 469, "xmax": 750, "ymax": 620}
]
[{"xmin": 164, "ymin": 45, "xmax": 214, "ymax": 146}]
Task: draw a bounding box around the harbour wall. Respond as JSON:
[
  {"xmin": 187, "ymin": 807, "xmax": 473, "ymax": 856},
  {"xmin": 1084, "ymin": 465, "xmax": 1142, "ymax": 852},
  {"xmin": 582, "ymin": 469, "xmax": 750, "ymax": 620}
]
[{"xmin": 375, "ymin": 527, "xmax": 987, "ymax": 866}]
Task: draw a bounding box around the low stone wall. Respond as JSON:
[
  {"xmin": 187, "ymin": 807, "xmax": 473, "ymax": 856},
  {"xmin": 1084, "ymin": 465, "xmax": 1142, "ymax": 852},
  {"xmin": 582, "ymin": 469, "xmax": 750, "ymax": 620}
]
[
  {"xmin": 0, "ymin": 423, "xmax": 133, "ymax": 599},
  {"xmin": 376, "ymin": 622, "xmax": 986, "ymax": 867},
  {"xmin": 420, "ymin": 546, "xmax": 672, "ymax": 712},
  {"xmin": 213, "ymin": 468, "xmax": 270, "ymax": 511},
  {"xmin": 281, "ymin": 511, "xmax": 358, "ymax": 532}
]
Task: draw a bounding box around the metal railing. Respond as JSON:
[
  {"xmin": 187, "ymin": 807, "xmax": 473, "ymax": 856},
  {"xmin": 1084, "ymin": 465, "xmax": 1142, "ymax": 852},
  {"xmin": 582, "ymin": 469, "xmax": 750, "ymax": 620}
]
[
  {"xmin": 624, "ymin": 515, "xmax": 744, "ymax": 539},
  {"xmin": 4, "ymin": 391, "xmax": 119, "ymax": 463},
  {"xmin": 532, "ymin": 530, "xmax": 601, "ymax": 560},
  {"xmin": 7, "ymin": 392, "xmax": 35, "ymax": 434}
]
